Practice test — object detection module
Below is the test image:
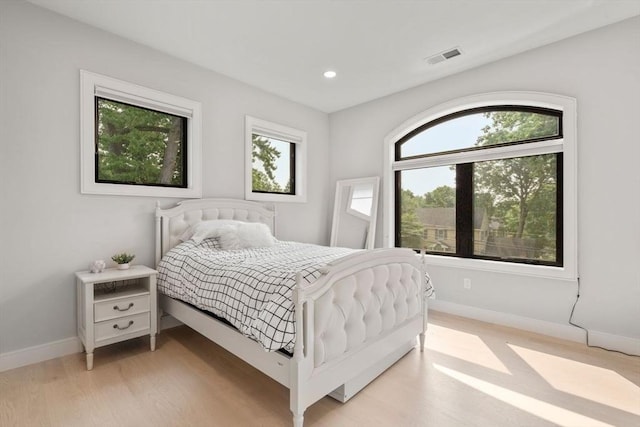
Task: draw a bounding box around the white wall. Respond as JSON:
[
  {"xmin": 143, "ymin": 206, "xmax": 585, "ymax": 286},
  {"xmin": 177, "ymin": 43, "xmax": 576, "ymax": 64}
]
[
  {"xmin": 0, "ymin": 1, "xmax": 331, "ymax": 356},
  {"xmin": 329, "ymin": 16, "xmax": 640, "ymax": 352}
]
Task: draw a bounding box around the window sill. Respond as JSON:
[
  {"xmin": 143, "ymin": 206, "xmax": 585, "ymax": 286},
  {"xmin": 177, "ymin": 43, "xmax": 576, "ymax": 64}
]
[
  {"xmin": 81, "ymin": 181, "xmax": 201, "ymax": 198},
  {"xmin": 246, "ymin": 192, "xmax": 307, "ymax": 203},
  {"xmin": 422, "ymin": 253, "xmax": 577, "ymax": 281}
]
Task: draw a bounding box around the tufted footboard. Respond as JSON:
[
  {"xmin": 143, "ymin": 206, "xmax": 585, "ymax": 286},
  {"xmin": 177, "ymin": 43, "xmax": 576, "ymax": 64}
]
[
  {"xmin": 289, "ymin": 248, "xmax": 427, "ymax": 426},
  {"xmin": 313, "ymin": 261, "xmax": 422, "ymax": 367}
]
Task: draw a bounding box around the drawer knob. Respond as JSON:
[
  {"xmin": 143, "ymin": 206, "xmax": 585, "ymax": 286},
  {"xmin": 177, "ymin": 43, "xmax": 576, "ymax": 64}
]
[
  {"xmin": 113, "ymin": 320, "xmax": 134, "ymax": 330},
  {"xmin": 113, "ymin": 302, "xmax": 134, "ymax": 312}
]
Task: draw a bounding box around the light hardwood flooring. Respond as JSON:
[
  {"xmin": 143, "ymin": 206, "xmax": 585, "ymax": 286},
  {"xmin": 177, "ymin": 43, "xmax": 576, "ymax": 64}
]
[{"xmin": 1, "ymin": 311, "xmax": 638, "ymax": 427}]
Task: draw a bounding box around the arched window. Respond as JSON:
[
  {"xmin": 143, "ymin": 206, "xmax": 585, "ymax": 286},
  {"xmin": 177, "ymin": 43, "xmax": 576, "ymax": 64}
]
[{"xmin": 384, "ymin": 92, "xmax": 577, "ymax": 279}]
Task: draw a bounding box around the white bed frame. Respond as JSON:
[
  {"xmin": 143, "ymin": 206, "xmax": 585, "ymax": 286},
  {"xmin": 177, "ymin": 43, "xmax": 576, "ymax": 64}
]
[{"xmin": 155, "ymin": 198, "xmax": 427, "ymax": 426}]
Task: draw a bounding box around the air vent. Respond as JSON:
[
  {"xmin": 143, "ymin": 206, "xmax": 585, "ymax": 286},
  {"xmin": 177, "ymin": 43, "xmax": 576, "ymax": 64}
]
[
  {"xmin": 442, "ymin": 48, "xmax": 461, "ymax": 59},
  {"xmin": 425, "ymin": 47, "xmax": 462, "ymax": 65}
]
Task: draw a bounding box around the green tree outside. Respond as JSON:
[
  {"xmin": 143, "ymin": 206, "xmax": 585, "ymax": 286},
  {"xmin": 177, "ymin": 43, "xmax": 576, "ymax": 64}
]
[
  {"xmin": 251, "ymin": 134, "xmax": 294, "ymax": 193},
  {"xmin": 399, "ymin": 109, "xmax": 559, "ymax": 261},
  {"xmin": 97, "ymin": 98, "xmax": 185, "ymax": 186},
  {"xmin": 424, "ymin": 185, "xmax": 455, "ymax": 208},
  {"xmin": 474, "ymin": 111, "xmax": 558, "ymax": 259},
  {"xmin": 399, "ymin": 189, "xmax": 425, "ymax": 248}
]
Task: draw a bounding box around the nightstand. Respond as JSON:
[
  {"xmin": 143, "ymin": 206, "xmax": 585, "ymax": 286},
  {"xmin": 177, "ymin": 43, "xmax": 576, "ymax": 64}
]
[{"xmin": 76, "ymin": 265, "xmax": 158, "ymax": 370}]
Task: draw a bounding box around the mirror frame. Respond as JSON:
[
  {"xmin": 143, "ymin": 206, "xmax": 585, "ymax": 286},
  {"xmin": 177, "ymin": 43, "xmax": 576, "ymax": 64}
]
[{"xmin": 330, "ymin": 176, "xmax": 380, "ymax": 250}]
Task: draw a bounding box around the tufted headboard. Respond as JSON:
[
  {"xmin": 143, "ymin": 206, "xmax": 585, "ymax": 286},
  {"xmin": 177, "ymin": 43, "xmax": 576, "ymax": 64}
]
[{"xmin": 155, "ymin": 198, "xmax": 276, "ymax": 266}]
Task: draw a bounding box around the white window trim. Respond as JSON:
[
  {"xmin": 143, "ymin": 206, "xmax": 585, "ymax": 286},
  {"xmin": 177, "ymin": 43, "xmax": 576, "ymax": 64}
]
[
  {"xmin": 245, "ymin": 116, "xmax": 307, "ymax": 203},
  {"xmin": 80, "ymin": 70, "xmax": 202, "ymax": 198},
  {"xmin": 383, "ymin": 91, "xmax": 578, "ymax": 281}
]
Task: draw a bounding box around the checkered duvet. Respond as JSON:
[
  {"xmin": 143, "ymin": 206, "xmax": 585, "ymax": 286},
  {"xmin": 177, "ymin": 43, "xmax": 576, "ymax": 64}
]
[
  {"xmin": 158, "ymin": 239, "xmax": 357, "ymax": 351},
  {"xmin": 158, "ymin": 239, "xmax": 434, "ymax": 352}
]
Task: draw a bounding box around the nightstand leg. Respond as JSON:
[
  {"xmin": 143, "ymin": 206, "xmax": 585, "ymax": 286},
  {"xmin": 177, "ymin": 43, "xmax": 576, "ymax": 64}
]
[
  {"xmin": 150, "ymin": 334, "xmax": 156, "ymax": 351},
  {"xmin": 86, "ymin": 352, "xmax": 94, "ymax": 371}
]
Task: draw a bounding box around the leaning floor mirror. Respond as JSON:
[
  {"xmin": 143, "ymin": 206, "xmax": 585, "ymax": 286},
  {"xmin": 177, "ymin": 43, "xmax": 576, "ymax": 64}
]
[{"xmin": 330, "ymin": 176, "xmax": 380, "ymax": 250}]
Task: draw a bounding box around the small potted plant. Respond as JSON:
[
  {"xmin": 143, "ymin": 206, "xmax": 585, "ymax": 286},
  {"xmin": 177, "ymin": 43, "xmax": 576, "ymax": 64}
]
[{"xmin": 112, "ymin": 252, "xmax": 135, "ymax": 270}]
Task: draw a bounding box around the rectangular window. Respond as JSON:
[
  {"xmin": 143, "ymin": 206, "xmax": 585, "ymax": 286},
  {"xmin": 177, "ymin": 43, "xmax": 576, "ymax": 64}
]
[
  {"xmin": 245, "ymin": 116, "xmax": 307, "ymax": 203},
  {"xmin": 80, "ymin": 70, "xmax": 202, "ymax": 198},
  {"xmin": 396, "ymin": 154, "xmax": 560, "ymax": 266},
  {"xmin": 251, "ymin": 133, "xmax": 295, "ymax": 195},
  {"xmin": 473, "ymin": 154, "xmax": 559, "ymax": 264},
  {"xmin": 95, "ymin": 98, "xmax": 188, "ymax": 188},
  {"xmin": 396, "ymin": 165, "xmax": 456, "ymax": 253}
]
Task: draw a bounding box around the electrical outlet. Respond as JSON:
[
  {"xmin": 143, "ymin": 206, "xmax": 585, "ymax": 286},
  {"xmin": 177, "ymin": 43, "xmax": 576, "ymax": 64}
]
[{"xmin": 463, "ymin": 278, "xmax": 471, "ymax": 290}]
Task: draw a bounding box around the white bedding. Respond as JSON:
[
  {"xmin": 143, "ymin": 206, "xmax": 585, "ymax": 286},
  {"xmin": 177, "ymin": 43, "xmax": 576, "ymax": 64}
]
[
  {"xmin": 158, "ymin": 239, "xmax": 356, "ymax": 351},
  {"xmin": 158, "ymin": 238, "xmax": 434, "ymax": 352}
]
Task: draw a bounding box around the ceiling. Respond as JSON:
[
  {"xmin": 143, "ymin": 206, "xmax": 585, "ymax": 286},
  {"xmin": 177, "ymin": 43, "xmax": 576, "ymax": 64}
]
[{"xmin": 27, "ymin": 0, "xmax": 640, "ymax": 113}]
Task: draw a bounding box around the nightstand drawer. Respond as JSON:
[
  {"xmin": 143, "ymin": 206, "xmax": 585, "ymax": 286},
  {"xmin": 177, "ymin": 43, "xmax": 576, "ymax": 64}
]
[
  {"xmin": 95, "ymin": 312, "xmax": 150, "ymax": 343},
  {"xmin": 94, "ymin": 294, "xmax": 150, "ymax": 322}
]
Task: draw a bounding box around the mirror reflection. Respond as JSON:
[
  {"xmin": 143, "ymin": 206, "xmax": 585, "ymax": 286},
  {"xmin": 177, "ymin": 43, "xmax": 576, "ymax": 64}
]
[{"xmin": 330, "ymin": 177, "xmax": 380, "ymax": 250}]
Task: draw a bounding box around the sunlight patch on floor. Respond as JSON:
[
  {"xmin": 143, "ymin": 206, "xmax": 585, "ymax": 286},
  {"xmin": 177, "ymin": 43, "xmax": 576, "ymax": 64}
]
[
  {"xmin": 508, "ymin": 344, "xmax": 640, "ymax": 416},
  {"xmin": 434, "ymin": 363, "xmax": 615, "ymax": 427},
  {"xmin": 426, "ymin": 324, "xmax": 510, "ymax": 374}
]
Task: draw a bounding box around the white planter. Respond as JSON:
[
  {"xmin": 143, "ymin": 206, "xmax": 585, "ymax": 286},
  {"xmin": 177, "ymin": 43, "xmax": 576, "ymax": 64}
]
[{"xmin": 117, "ymin": 263, "xmax": 130, "ymax": 270}]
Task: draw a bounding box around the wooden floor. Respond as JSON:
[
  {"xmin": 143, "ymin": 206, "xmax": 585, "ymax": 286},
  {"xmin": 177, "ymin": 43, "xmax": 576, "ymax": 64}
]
[{"xmin": 1, "ymin": 311, "xmax": 639, "ymax": 427}]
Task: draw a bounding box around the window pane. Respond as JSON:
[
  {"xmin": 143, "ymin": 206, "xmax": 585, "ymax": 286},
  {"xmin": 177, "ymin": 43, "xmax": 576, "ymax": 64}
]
[
  {"xmin": 474, "ymin": 154, "xmax": 557, "ymax": 263},
  {"xmin": 96, "ymin": 98, "xmax": 186, "ymax": 187},
  {"xmin": 399, "ymin": 108, "xmax": 560, "ymax": 159},
  {"xmin": 251, "ymin": 134, "xmax": 294, "ymax": 194},
  {"xmin": 398, "ymin": 166, "xmax": 456, "ymax": 253}
]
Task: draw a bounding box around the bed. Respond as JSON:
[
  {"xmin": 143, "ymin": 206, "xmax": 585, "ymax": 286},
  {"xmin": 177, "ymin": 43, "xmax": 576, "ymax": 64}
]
[{"xmin": 155, "ymin": 198, "xmax": 428, "ymax": 426}]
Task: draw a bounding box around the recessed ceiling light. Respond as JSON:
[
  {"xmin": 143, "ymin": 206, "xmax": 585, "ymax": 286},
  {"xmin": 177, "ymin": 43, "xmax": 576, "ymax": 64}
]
[{"xmin": 323, "ymin": 70, "xmax": 337, "ymax": 79}]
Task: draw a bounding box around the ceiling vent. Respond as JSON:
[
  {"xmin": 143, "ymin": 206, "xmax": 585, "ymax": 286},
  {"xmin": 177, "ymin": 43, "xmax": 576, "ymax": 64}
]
[{"xmin": 425, "ymin": 47, "xmax": 462, "ymax": 65}]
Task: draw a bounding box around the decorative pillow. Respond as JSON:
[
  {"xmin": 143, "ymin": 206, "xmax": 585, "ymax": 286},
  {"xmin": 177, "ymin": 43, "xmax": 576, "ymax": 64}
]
[
  {"xmin": 217, "ymin": 222, "xmax": 276, "ymax": 250},
  {"xmin": 180, "ymin": 220, "xmax": 244, "ymax": 243}
]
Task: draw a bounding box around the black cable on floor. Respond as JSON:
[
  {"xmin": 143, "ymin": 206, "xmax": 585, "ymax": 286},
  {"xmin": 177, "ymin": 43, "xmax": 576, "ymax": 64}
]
[{"xmin": 568, "ymin": 277, "xmax": 638, "ymax": 358}]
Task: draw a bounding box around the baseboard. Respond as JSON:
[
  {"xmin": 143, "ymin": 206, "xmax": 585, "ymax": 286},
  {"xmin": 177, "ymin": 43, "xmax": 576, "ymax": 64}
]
[
  {"xmin": 3, "ymin": 307, "xmax": 634, "ymax": 374},
  {"xmin": 587, "ymin": 330, "xmax": 640, "ymax": 356},
  {"xmin": 430, "ymin": 301, "xmax": 640, "ymax": 355},
  {"xmin": 0, "ymin": 336, "xmax": 83, "ymax": 373},
  {"xmin": 0, "ymin": 315, "xmax": 184, "ymax": 373},
  {"xmin": 429, "ymin": 299, "xmax": 586, "ymax": 343}
]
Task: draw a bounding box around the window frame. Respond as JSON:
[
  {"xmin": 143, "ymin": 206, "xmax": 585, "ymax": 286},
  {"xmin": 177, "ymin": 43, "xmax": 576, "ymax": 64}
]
[
  {"xmin": 245, "ymin": 116, "xmax": 307, "ymax": 203},
  {"xmin": 80, "ymin": 70, "xmax": 202, "ymax": 198},
  {"xmin": 94, "ymin": 96, "xmax": 189, "ymax": 188},
  {"xmin": 383, "ymin": 92, "xmax": 577, "ymax": 280},
  {"xmin": 396, "ymin": 105, "xmax": 562, "ymax": 161}
]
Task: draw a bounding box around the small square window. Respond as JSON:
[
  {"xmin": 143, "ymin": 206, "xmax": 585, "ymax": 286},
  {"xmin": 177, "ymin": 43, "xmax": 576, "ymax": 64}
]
[
  {"xmin": 95, "ymin": 98, "xmax": 188, "ymax": 188},
  {"xmin": 251, "ymin": 133, "xmax": 295, "ymax": 195},
  {"xmin": 80, "ymin": 70, "xmax": 202, "ymax": 198},
  {"xmin": 245, "ymin": 116, "xmax": 306, "ymax": 203}
]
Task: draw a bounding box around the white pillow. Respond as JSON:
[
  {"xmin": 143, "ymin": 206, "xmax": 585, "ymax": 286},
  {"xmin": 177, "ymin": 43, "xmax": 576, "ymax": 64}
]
[
  {"xmin": 217, "ymin": 222, "xmax": 276, "ymax": 250},
  {"xmin": 180, "ymin": 220, "xmax": 244, "ymax": 243}
]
